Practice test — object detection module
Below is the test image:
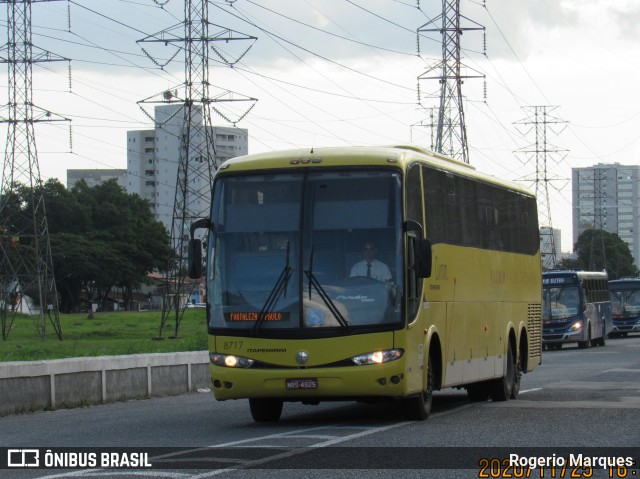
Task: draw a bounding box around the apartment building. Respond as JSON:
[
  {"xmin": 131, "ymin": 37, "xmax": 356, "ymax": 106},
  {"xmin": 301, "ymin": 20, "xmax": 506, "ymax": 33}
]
[{"xmin": 126, "ymin": 104, "xmax": 248, "ymax": 235}]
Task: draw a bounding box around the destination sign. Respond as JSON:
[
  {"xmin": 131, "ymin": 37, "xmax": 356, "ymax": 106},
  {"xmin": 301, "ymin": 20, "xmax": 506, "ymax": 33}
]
[
  {"xmin": 224, "ymin": 312, "xmax": 289, "ymax": 321},
  {"xmin": 542, "ymin": 275, "xmax": 578, "ymax": 286}
]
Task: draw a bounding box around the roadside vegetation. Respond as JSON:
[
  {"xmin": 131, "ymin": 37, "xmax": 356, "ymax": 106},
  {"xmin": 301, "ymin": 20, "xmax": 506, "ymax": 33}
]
[
  {"xmin": 0, "ymin": 310, "xmax": 208, "ymax": 362},
  {"xmin": 556, "ymin": 228, "xmax": 638, "ymax": 278},
  {"xmin": 3, "ymin": 179, "xmax": 173, "ymax": 313}
]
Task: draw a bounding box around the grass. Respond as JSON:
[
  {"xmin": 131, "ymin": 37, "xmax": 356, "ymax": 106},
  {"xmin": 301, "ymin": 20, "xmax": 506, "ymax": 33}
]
[{"xmin": 0, "ymin": 310, "xmax": 209, "ymax": 362}]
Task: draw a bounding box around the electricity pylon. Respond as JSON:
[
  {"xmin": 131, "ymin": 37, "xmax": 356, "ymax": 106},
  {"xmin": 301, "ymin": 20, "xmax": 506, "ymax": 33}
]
[
  {"xmin": 514, "ymin": 106, "xmax": 568, "ymax": 270},
  {"xmin": 138, "ymin": 0, "xmax": 257, "ymax": 338},
  {"xmin": 573, "ymin": 166, "xmax": 609, "ymax": 271},
  {"xmin": 417, "ymin": 0, "xmax": 485, "ymax": 164},
  {"xmin": 0, "ymin": 0, "xmax": 69, "ymax": 340}
]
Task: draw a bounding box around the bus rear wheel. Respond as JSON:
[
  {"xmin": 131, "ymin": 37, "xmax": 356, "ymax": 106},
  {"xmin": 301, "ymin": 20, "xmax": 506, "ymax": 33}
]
[
  {"xmin": 249, "ymin": 398, "xmax": 283, "ymax": 422},
  {"xmin": 490, "ymin": 341, "xmax": 515, "ymax": 402},
  {"xmin": 511, "ymin": 356, "xmax": 522, "ymax": 399}
]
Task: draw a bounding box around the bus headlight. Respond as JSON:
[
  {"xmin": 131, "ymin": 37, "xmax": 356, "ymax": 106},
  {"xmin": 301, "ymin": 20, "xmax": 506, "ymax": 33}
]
[
  {"xmin": 569, "ymin": 321, "xmax": 583, "ymax": 331},
  {"xmin": 210, "ymin": 353, "xmax": 255, "ymax": 368},
  {"xmin": 351, "ymin": 349, "xmax": 403, "ymax": 365}
]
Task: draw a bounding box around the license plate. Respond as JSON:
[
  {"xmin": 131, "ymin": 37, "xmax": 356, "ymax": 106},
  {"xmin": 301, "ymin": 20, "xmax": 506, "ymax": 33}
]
[{"xmin": 285, "ymin": 378, "xmax": 318, "ymax": 390}]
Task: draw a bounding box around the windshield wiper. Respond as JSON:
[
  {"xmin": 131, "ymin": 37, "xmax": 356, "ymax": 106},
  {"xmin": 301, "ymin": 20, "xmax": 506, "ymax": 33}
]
[
  {"xmin": 252, "ymin": 242, "xmax": 292, "ymax": 334},
  {"xmin": 305, "ymin": 246, "xmax": 350, "ymax": 329}
]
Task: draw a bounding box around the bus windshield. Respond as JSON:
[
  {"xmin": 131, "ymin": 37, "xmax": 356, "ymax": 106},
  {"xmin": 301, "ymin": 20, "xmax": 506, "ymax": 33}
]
[
  {"xmin": 610, "ymin": 289, "xmax": 640, "ymax": 317},
  {"xmin": 207, "ymin": 169, "xmax": 403, "ymax": 332},
  {"xmin": 543, "ymin": 285, "xmax": 581, "ymax": 320}
]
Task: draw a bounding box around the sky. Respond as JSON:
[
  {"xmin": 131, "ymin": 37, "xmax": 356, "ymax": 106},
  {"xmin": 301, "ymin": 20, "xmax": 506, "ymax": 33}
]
[{"xmin": 2, "ymin": 0, "xmax": 640, "ymax": 253}]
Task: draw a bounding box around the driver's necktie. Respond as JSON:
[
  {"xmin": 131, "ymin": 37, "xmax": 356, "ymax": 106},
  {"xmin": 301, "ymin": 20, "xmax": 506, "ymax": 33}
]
[{"xmin": 367, "ymin": 262, "xmax": 371, "ymax": 278}]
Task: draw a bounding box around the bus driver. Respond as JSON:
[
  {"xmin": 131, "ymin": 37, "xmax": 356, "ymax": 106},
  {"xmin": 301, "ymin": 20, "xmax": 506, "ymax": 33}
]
[{"xmin": 350, "ymin": 241, "xmax": 392, "ymax": 282}]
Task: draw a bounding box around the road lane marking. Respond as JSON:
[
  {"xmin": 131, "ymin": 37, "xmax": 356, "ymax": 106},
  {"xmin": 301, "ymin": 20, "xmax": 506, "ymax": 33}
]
[
  {"xmin": 519, "ymin": 388, "xmax": 542, "ymax": 394},
  {"xmin": 189, "ymin": 422, "xmax": 411, "ymax": 478},
  {"xmin": 31, "ymin": 401, "xmax": 479, "ymax": 478},
  {"xmin": 490, "ymin": 399, "xmax": 640, "ymax": 408}
]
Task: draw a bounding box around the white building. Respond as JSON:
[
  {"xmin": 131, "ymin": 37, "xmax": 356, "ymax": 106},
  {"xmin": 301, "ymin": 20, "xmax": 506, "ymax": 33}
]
[{"xmin": 126, "ymin": 105, "xmax": 248, "ymax": 235}]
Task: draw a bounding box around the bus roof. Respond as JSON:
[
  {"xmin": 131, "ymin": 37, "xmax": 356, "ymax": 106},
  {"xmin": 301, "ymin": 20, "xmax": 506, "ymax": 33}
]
[
  {"xmin": 608, "ymin": 277, "xmax": 640, "ymax": 287},
  {"xmin": 543, "ymin": 270, "xmax": 609, "ymax": 281},
  {"xmin": 216, "ymin": 145, "xmax": 535, "ymax": 197}
]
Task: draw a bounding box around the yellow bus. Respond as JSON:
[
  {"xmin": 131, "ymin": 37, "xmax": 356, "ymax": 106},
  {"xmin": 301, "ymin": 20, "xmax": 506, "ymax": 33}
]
[{"xmin": 189, "ymin": 145, "xmax": 542, "ymax": 422}]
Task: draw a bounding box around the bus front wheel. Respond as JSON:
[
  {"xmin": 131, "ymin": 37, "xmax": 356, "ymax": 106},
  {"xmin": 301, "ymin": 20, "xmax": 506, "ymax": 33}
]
[
  {"xmin": 249, "ymin": 398, "xmax": 283, "ymax": 422},
  {"xmin": 578, "ymin": 324, "xmax": 591, "ymax": 349},
  {"xmin": 593, "ymin": 327, "xmax": 606, "ymax": 347},
  {"xmin": 404, "ymin": 353, "xmax": 434, "ymax": 420}
]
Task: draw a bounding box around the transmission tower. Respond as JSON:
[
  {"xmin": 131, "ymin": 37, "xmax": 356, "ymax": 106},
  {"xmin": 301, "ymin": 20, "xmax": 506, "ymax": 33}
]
[
  {"xmin": 138, "ymin": 0, "xmax": 257, "ymax": 339},
  {"xmin": 514, "ymin": 106, "xmax": 568, "ymax": 270},
  {"xmin": 416, "ymin": 0, "xmax": 485, "ymax": 164},
  {"xmin": 591, "ymin": 167, "xmax": 608, "ymax": 231},
  {"xmin": 0, "ymin": 0, "xmax": 69, "ymax": 340},
  {"xmin": 588, "ymin": 167, "xmax": 609, "ymax": 270},
  {"xmin": 574, "ymin": 166, "xmax": 610, "ymax": 270}
]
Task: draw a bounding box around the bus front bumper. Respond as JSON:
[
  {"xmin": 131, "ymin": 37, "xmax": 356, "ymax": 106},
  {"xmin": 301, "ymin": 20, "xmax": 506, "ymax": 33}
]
[
  {"xmin": 611, "ymin": 320, "xmax": 640, "ymax": 334},
  {"xmin": 209, "ymin": 362, "xmax": 410, "ymax": 401},
  {"xmin": 542, "ymin": 327, "xmax": 587, "ymax": 345}
]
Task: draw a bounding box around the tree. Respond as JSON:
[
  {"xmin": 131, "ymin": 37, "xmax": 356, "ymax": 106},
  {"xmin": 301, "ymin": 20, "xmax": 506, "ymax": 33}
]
[
  {"xmin": 50, "ymin": 233, "xmax": 104, "ymax": 313},
  {"xmin": 555, "ymin": 257, "xmax": 582, "ymax": 271},
  {"xmin": 573, "ymin": 229, "xmax": 639, "ymax": 280},
  {"xmin": 40, "ymin": 178, "xmax": 173, "ymax": 312}
]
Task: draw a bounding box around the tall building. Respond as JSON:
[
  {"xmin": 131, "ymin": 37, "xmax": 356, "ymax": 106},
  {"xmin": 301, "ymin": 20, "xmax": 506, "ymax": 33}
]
[
  {"xmin": 126, "ymin": 105, "xmax": 249, "ymax": 234},
  {"xmin": 572, "ymin": 163, "xmax": 640, "ymax": 267}
]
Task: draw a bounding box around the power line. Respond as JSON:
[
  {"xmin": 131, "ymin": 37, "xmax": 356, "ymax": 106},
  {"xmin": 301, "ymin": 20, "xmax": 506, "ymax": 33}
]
[
  {"xmin": 246, "ymin": 0, "xmax": 415, "ymax": 57},
  {"xmin": 213, "ymin": 2, "xmax": 414, "ymax": 93}
]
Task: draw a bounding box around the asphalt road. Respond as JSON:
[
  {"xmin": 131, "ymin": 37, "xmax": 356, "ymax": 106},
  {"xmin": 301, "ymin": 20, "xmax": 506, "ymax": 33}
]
[{"xmin": 1, "ymin": 335, "xmax": 639, "ymax": 479}]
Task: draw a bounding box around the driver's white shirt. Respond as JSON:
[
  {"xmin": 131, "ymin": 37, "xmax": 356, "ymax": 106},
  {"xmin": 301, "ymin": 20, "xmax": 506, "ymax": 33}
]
[{"xmin": 349, "ymin": 259, "xmax": 392, "ymax": 282}]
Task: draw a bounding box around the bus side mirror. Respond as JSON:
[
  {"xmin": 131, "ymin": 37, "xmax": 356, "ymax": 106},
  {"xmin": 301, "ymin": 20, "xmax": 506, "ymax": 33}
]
[
  {"xmin": 416, "ymin": 239, "xmax": 432, "ymax": 278},
  {"xmin": 404, "ymin": 220, "xmax": 432, "ymax": 278},
  {"xmin": 188, "ymin": 239, "xmax": 202, "ymax": 279},
  {"xmin": 188, "ymin": 218, "xmax": 211, "ymax": 279}
]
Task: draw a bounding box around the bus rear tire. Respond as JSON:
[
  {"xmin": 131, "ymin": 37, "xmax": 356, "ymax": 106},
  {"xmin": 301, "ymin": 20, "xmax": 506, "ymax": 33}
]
[
  {"xmin": 511, "ymin": 356, "xmax": 522, "ymax": 399},
  {"xmin": 404, "ymin": 353, "xmax": 434, "ymax": 420},
  {"xmin": 490, "ymin": 341, "xmax": 515, "ymax": 402},
  {"xmin": 249, "ymin": 398, "xmax": 283, "ymax": 422}
]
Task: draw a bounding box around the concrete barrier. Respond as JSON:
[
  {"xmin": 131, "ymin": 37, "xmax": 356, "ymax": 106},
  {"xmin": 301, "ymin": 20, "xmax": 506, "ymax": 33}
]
[{"xmin": 0, "ymin": 351, "xmax": 210, "ymax": 416}]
